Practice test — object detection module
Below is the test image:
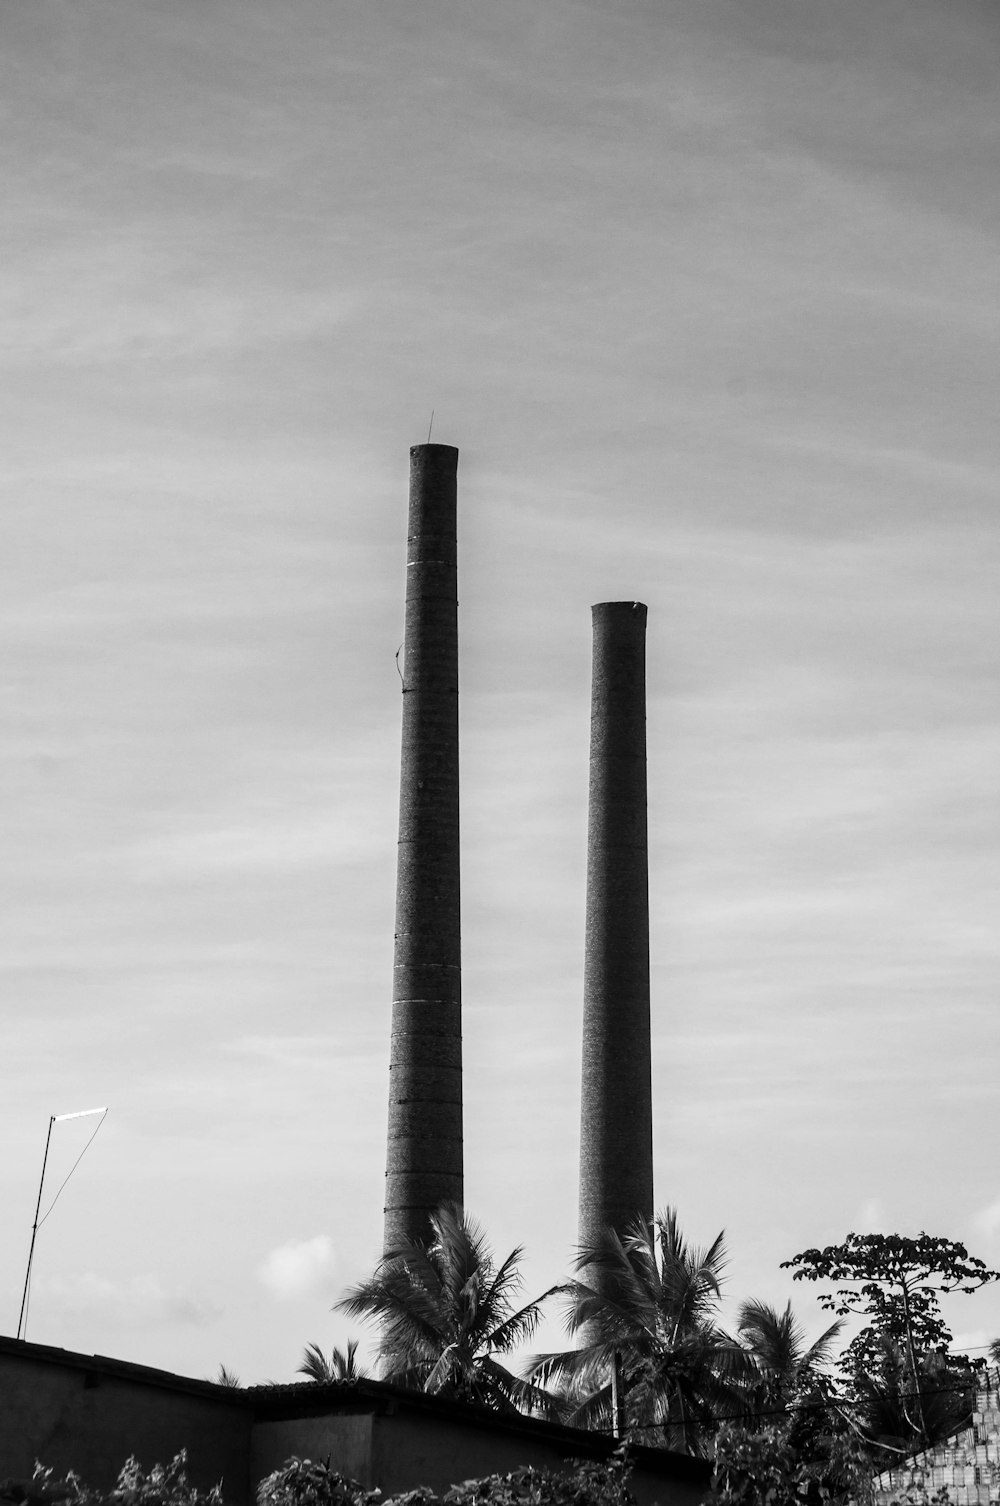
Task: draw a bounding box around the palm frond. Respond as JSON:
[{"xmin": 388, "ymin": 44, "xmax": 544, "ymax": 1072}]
[
  {"xmin": 334, "ymin": 1202, "xmax": 553, "ymax": 1413},
  {"xmin": 563, "ymin": 1376, "xmax": 616, "ymax": 1431},
  {"xmin": 550, "ymin": 1207, "xmax": 741, "ymax": 1454},
  {"xmin": 297, "ymin": 1342, "xmax": 334, "ymax": 1382},
  {"xmin": 737, "ymin": 1297, "xmax": 843, "ymax": 1401},
  {"xmin": 484, "ymin": 1286, "xmax": 560, "ymax": 1355},
  {"xmin": 802, "ymin": 1319, "xmax": 845, "ymax": 1374},
  {"xmin": 528, "ymin": 1339, "xmax": 618, "ymax": 1389},
  {"xmin": 574, "ymin": 1223, "xmax": 663, "ymax": 1334},
  {"xmin": 297, "ymin": 1338, "xmax": 368, "ymax": 1383},
  {"xmin": 478, "ymin": 1244, "xmax": 525, "ymax": 1315}
]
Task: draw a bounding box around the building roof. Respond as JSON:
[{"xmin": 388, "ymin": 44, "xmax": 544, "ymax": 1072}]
[
  {"xmin": 0, "ymin": 1335, "xmax": 240, "ymax": 1403},
  {"xmin": 0, "ymin": 1337, "xmax": 710, "ymax": 1487},
  {"xmin": 244, "ymin": 1375, "xmax": 711, "ymax": 1483}
]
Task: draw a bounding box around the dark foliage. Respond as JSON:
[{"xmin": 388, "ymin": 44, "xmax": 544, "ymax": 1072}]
[
  {"xmin": 3, "ymin": 1452, "xmax": 636, "ymax": 1506},
  {"xmin": 781, "ymin": 1233, "xmax": 998, "ymax": 1379},
  {"xmin": 256, "ymin": 1452, "xmax": 634, "ymax": 1506},
  {"xmin": 297, "ymin": 1342, "xmax": 368, "ymax": 1384},
  {"xmin": 0, "ymin": 1454, "xmax": 222, "ymax": 1506},
  {"xmin": 703, "ymin": 1414, "xmax": 876, "ymax": 1506},
  {"xmin": 336, "ymin": 1202, "xmax": 555, "ymax": 1413},
  {"xmin": 530, "ymin": 1209, "xmax": 753, "ymax": 1454},
  {"xmin": 781, "ymin": 1232, "xmax": 997, "ymax": 1451}
]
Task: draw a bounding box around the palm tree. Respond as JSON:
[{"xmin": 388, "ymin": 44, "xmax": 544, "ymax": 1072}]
[
  {"xmin": 335, "ymin": 1201, "xmax": 555, "ymax": 1413},
  {"xmin": 736, "ymin": 1298, "xmax": 842, "ymax": 1415},
  {"xmin": 297, "ymin": 1338, "xmax": 368, "ymax": 1383},
  {"xmin": 530, "ymin": 1208, "xmax": 752, "ymax": 1454}
]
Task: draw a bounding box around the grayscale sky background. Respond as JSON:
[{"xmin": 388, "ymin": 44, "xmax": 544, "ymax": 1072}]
[{"xmin": 3, "ymin": 0, "xmax": 999, "ymax": 1383}]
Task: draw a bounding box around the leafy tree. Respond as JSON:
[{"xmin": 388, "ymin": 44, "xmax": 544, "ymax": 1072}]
[
  {"xmin": 335, "ymin": 1201, "xmax": 555, "ymax": 1413},
  {"xmin": 704, "ymin": 1413, "xmax": 876, "ymax": 1506},
  {"xmin": 781, "ymin": 1232, "xmax": 998, "ymax": 1447},
  {"xmin": 849, "ymin": 1339, "xmax": 976, "ymax": 1464},
  {"xmin": 297, "ymin": 1340, "xmax": 368, "ymax": 1383},
  {"xmin": 701, "ymin": 1415, "xmax": 873, "ymax": 1506},
  {"xmin": 214, "ymin": 1365, "xmax": 241, "ymax": 1388},
  {"xmin": 530, "ymin": 1209, "xmax": 752, "ymax": 1455}
]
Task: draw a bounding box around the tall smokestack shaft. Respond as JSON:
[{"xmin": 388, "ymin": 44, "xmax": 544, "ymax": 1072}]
[
  {"xmin": 384, "ymin": 444, "xmax": 463, "ymax": 1253},
  {"xmin": 579, "ymin": 601, "xmax": 653, "ymax": 1252}
]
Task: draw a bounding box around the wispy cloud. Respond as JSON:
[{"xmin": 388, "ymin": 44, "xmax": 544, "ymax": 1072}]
[
  {"xmin": 2, "ymin": 0, "xmax": 998, "ymax": 1386},
  {"xmin": 2, "ymin": 234, "xmax": 361, "ymax": 368},
  {"xmin": 973, "ymin": 1200, "xmax": 1000, "ymax": 1241},
  {"xmin": 853, "ymin": 1200, "xmax": 890, "ymax": 1236},
  {"xmin": 225, "ymin": 1034, "xmax": 379, "ymax": 1068},
  {"xmin": 134, "ymin": 809, "xmax": 387, "ymax": 876},
  {"xmin": 37, "ymin": 1271, "xmax": 221, "ymax": 1329},
  {"xmin": 257, "ymin": 1237, "xmax": 336, "ymax": 1301}
]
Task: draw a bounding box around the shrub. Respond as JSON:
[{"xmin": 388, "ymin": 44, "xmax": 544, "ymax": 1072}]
[
  {"xmin": 439, "ymin": 1453, "xmax": 634, "ymax": 1506},
  {"xmin": 0, "ymin": 1455, "xmax": 222, "ymax": 1506},
  {"xmin": 255, "ymin": 1452, "xmax": 634, "ymax": 1506},
  {"xmin": 704, "ymin": 1421, "xmax": 876, "ymax": 1506},
  {"xmin": 5, "ymin": 1449, "xmax": 633, "ymax": 1506},
  {"xmin": 256, "ymin": 1460, "xmax": 372, "ymax": 1506}
]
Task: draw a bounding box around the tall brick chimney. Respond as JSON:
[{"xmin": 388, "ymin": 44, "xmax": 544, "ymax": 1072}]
[
  {"xmin": 383, "ymin": 444, "xmax": 463, "ymax": 1253},
  {"xmin": 578, "ymin": 601, "xmax": 654, "ymax": 1252}
]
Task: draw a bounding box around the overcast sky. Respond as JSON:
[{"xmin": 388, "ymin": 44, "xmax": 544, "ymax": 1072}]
[{"xmin": 2, "ymin": 0, "xmax": 999, "ymax": 1385}]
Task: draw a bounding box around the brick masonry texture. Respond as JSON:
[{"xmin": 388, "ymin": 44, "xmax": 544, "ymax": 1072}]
[
  {"xmin": 578, "ymin": 602, "xmax": 654, "ymax": 1251},
  {"xmin": 875, "ymin": 1372, "xmax": 1000, "ymax": 1506},
  {"xmin": 383, "ymin": 445, "xmax": 463, "ymax": 1254}
]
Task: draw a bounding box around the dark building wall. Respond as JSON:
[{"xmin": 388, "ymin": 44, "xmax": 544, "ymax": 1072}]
[
  {"xmin": 250, "ymin": 1415, "xmax": 374, "ymax": 1490},
  {"xmin": 0, "ymin": 1343, "xmax": 709, "ymax": 1506},
  {"xmin": 578, "ymin": 602, "xmax": 654, "ymax": 1251},
  {"xmin": 0, "ymin": 1340, "xmax": 250, "ymax": 1503},
  {"xmin": 371, "ymin": 1408, "xmax": 563, "ymax": 1494},
  {"xmin": 252, "ymin": 1383, "xmax": 710, "ymax": 1506},
  {"xmin": 384, "ymin": 444, "xmax": 463, "ymax": 1252},
  {"xmin": 368, "ymin": 1409, "xmax": 707, "ymax": 1506}
]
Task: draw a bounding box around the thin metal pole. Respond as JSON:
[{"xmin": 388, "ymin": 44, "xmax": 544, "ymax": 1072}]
[{"xmin": 17, "ymin": 1116, "xmax": 55, "ymax": 1341}]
